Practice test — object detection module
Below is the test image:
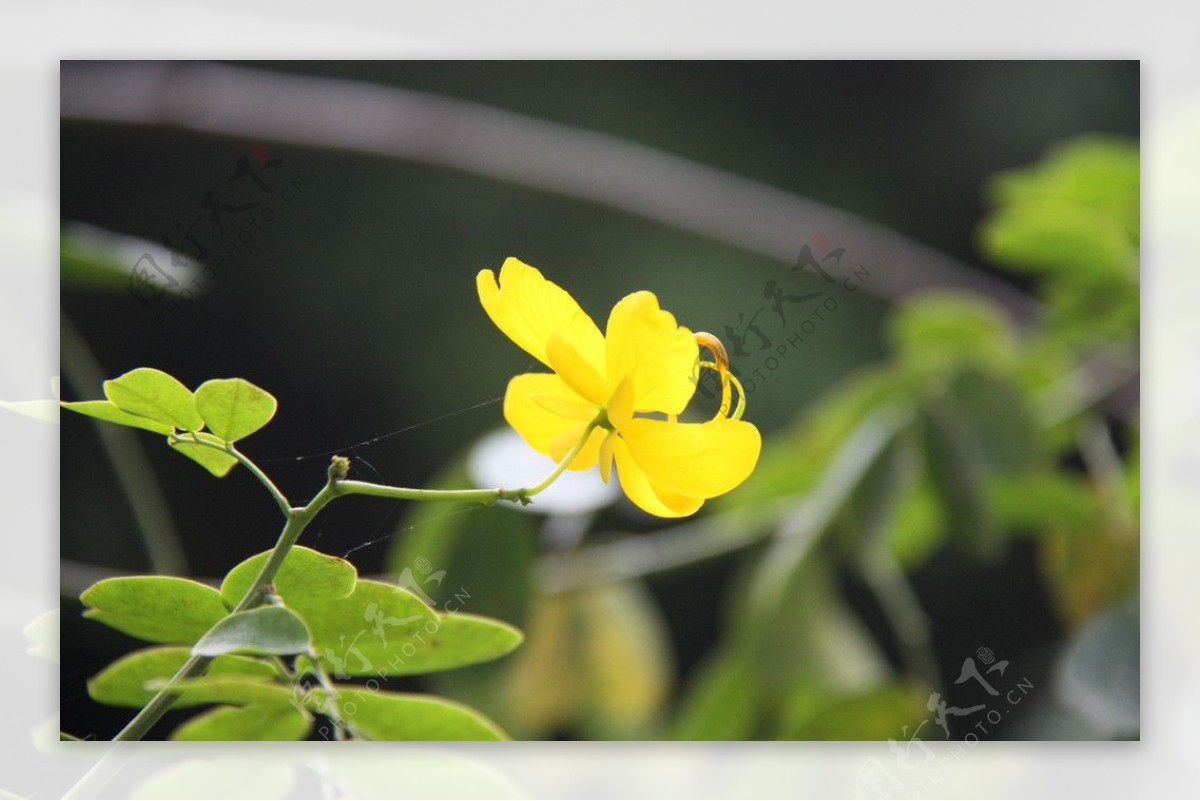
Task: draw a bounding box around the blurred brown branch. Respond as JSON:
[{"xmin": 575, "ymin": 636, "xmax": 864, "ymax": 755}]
[
  {"xmin": 59, "ymin": 62, "xmax": 1136, "ymax": 417},
  {"xmin": 61, "ymin": 62, "xmax": 1032, "ymax": 317}
]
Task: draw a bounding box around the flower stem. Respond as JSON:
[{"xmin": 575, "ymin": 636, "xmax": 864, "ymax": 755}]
[{"xmin": 335, "ymin": 423, "xmax": 598, "ymax": 507}]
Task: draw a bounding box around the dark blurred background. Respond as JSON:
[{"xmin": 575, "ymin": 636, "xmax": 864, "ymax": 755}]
[{"xmin": 59, "ymin": 61, "xmax": 1138, "ymax": 740}]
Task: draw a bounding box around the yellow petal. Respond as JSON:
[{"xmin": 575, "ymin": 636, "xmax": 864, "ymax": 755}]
[
  {"xmin": 504, "ymin": 373, "xmax": 594, "ymax": 459},
  {"xmin": 612, "ymin": 437, "xmax": 703, "ymax": 518},
  {"xmin": 620, "ymin": 418, "xmax": 762, "ymax": 499},
  {"xmin": 605, "ymin": 291, "xmax": 699, "ymax": 415},
  {"xmin": 548, "ymin": 333, "xmax": 608, "ymax": 406},
  {"xmin": 532, "ymin": 393, "xmax": 597, "ymax": 421},
  {"xmin": 550, "ymin": 422, "xmax": 606, "ymax": 471},
  {"xmin": 606, "ymin": 376, "xmax": 635, "ymax": 429},
  {"xmin": 596, "ymin": 378, "xmax": 632, "ymax": 483},
  {"xmin": 478, "ymin": 258, "xmax": 606, "ymax": 375},
  {"xmin": 598, "ymin": 431, "xmax": 617, "ymax": 483}
]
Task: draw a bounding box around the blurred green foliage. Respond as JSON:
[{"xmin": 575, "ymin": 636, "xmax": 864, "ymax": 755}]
[{"xmin": 381, "ymin": 134, "xmax": 1139, "ymax": 741}]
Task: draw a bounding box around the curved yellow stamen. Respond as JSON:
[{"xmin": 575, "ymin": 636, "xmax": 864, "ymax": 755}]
[
  {"xmin": 694, "ymin": 332, "xmax": 733, "ymax": 418},
  {"xmin": 725, "ymin": 371, "xmax": 747, "ymax": 421},
  {"xmin": 696, "ymin": 361, "xmax": 728, "ymax": 417},
  {"xmin": 693, "ymin": 331, "xmax": 728, "ymax": 373},
  {"xmin": 692, "ymin": 332, "xmax": 746, "ymax": 422}
]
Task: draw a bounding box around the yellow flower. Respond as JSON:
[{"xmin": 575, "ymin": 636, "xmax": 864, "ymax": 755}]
[{"xmin": 477, "ymin": 257, "xmax": 761, "ymax": 517}]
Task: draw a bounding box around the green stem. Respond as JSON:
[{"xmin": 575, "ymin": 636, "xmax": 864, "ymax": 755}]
[
  {"xmin": 171, "ymin": 432, "xmax": 292, "ymax": 514},
  {"xmin": 112, "ymin": 652, "xmax": 213, "ymax": 741},
  {"xmin": 233, "ymin": 472, "xmax": 344, "ymax": 616},
  {"xmin": 859, "ymin": 546, "xmax": 943, "ymax": 694},
  {"xmin": 333, "ymin": 482, "xmax": 530, "ymax": 504},
  {"xmin": 111, "ymin": 423, "xmax": 599, "ymax": 741},
  {"xmin": 334, "ymin": 422, "xmax": 598, "ymax": 507},
  {"xmin": 228, "ymin": 443, "xmax": 292, "ymax": 514},
  {"xmin": 268, "ymin": 655, "xmax": 296, "ymax": 681},
  {"xmin": 309, "ymin": 657, "xmax": 349, "ymax": 741},
  {"xmin": 113, "ymin": 458, "xmax": 347, "ymax": 741}
]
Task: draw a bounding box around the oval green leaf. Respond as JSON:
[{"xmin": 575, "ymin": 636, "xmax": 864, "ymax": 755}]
[
  {"xmin": 170, "ymin": 702, "xmax": 311, "ymax": 741},
  {"xmin": 317, "ymin": 610, "xmax": 523, "ymax": 678},
  {"xmin": 103, "ymin": 367, "xmax": 203, "ymax": 431},
  {"xmin": 345, "ymin": 692, "xmax": 507, "ymax": 740},
  {"xmin": 980, "ymin": 196, "xmax": 1135, "ymax": 280},
  {"xmin": 81, "ymin": 576, "xmax": 228, "ymax": 644},
  {"xmin": 293, "ymin": 580, "xmax": 435, "ymax": 676},
  {"xmin": 988, "ymin": 136, "xmax": 1139, "ymax": 241},
  {"xmin": 221, "ymin": 545, "xmax": 357, "ymax": 609},
  {"xmin": 888, "ymin": 292, "xmax": 1017, "ymax": 373},
  {"xmin": 169, "ymin": 431, "xmax": 239, "ymax": 477},
  {"xmin": 87, "ymin": 646, "xmax": 276, "ymax": 707},
  {"xmin": 192, "ymin": 605, "xmax": 312, "ymax": 657},
  {"xmin": 195, "ymin": 378, "xmax": 278, "ymax": 443},
  {"xmin": 59, "ymin": 399, "xmax": 173, "ymax": 434},
  {"xmin": 153, "ymin": 675, "xmax": 298, "ymax": 707},
  {"xmin": 398, "ymin": 613, "xmax": 523, "ymax": 676},
  {"xmin": 295, "ymin": 579, "xmax": 526, "ymax": 677}
]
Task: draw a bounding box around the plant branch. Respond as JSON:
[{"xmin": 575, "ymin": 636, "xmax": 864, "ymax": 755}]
[
  {"xmin": 112, "ymin": 457, "xmax": 348, "ymax": 740},
  {"xmin": 59, "ymin": 61, "xmax": 1041, "ymax": 322},
  {"xmin": 229, "ymin": 443, "xmax": 292, "ymax": 514},
  {"xmin": 335, "ymin": 422, "xmax": 598, "ymax": 508},
  {"xmin": 537, "ymin": 503, "xmax": 781, "ymax": 594},
  {"xmin": 111, "ymin": 652, "xmax": 213, "ymax": 741},
  {"xmin": 1036, "ymin": 343, "xmax": 1141, "ymax": 427},
  {"xmin": 859, "ymin": 546, "xmax": 943, "ymax": 693},
  {"xmin": 169, "ymin": 432, "xmax": 294, "ymax": 514},
  {"xmin": 1078, "ymin": 414, "xmax": 1136, "ymax": 535},
  {"xmin": 230, "ymin": 460, "xmax": 347, "ymax": 614},
  {"xmin": 308, "ymin": 657, "xmax": 349, "ymax": 741},
  {"xmin": 109, "ymin": 422, "xmax": 599, "ymax": 740}
]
